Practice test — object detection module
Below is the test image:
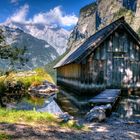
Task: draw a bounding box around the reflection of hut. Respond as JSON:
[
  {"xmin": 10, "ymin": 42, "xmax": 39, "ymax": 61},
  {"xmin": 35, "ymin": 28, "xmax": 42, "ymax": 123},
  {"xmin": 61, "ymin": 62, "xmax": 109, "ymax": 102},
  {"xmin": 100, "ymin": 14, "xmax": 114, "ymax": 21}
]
[{"xmin": 54, "ymin": 17, "xmax": 140, "ymax": 95}]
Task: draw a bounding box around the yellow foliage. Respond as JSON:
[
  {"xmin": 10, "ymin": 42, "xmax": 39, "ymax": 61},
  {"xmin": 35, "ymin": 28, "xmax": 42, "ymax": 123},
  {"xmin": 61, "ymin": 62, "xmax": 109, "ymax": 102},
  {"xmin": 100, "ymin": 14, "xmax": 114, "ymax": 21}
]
[{"xmin": 31, "ymin": 81, "xmax": 42, "ymax": 87}]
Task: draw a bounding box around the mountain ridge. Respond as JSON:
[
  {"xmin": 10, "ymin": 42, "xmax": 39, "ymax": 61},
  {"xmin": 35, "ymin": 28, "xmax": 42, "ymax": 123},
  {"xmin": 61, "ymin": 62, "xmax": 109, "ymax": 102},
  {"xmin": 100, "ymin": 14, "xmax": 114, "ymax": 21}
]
[
  {"xmin": 0, "ymin": 25, "xmax": 59, "ymax": 70},
  {"xmin": 2, "ymin": 21, "xmax": 70, "ymax": 55}
]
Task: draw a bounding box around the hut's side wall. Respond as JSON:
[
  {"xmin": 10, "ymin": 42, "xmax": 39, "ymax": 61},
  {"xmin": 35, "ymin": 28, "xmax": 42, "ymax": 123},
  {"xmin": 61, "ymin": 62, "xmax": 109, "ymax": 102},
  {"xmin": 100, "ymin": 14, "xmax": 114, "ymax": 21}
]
[{"xmin": 57, "ymin": 64, "xmax": 82, "ymax": 93}]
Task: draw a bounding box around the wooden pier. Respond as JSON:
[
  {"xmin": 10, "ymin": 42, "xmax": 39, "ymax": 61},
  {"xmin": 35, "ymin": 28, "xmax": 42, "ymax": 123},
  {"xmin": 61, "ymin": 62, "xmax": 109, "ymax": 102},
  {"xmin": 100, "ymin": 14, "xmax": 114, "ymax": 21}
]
[{"xmin": 89, "ymin": 89, "xmax": 121, "ymax": 104}]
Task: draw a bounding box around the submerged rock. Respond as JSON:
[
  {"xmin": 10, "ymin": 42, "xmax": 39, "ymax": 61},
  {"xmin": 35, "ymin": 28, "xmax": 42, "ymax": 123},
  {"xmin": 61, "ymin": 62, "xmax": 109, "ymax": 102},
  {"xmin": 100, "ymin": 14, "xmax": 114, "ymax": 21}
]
[{"xmin": 59, "ymin": 112, "xmax": 74, "ymax": 122}]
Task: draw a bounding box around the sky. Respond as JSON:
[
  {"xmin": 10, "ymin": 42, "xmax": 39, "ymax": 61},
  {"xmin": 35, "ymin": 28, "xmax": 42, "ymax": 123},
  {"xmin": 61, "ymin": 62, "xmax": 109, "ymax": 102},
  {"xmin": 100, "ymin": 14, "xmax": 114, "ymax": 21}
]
[{"xmin": 0, "ymin": 0, "xmax": 95, "ymax": 29}]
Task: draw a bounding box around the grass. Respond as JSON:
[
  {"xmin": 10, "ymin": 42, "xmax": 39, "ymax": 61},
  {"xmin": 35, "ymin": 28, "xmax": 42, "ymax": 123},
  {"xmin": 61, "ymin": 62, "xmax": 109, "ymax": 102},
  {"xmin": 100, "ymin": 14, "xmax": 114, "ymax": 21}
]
[
  {"xmin": 0, "ymin": 108, "xmax": 57, "ymax": 124},
  {"xmin": 0, "ymin": 108, "xmax": 85, "ymax": 130}
]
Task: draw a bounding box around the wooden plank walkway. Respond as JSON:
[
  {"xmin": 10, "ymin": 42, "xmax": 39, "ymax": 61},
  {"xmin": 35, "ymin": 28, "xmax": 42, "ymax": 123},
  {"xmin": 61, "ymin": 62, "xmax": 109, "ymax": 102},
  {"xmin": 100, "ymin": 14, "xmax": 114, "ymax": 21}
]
[{"xmin": 89, "ymin": 89, "xmax": 121, "ymax": 104}]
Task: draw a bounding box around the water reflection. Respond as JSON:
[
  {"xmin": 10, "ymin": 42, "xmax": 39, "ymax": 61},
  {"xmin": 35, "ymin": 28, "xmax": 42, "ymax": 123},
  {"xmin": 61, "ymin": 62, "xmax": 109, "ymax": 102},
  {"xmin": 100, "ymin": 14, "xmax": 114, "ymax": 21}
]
[
  {"xmin": 5, "ymin": 90, "xmax": 140, "ymax": 119},
  {"xmin": 117, "ymin": 95, "xmax": 140, "ymax": 119},
  {"xmin": 57, "ymin": 90, "xmax": 140, "ymax": 119},
  {"xmin": 7, "ymin": 94, "xmax": 63, "ymax": 115}
]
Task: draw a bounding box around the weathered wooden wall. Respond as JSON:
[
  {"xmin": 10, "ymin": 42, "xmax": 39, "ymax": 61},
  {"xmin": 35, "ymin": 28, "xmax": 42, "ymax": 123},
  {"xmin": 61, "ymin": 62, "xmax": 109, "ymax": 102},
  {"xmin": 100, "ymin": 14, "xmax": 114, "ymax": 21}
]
[{"xmin": 57, "ymin": 28, "xmax": 140, "ymax": 95}]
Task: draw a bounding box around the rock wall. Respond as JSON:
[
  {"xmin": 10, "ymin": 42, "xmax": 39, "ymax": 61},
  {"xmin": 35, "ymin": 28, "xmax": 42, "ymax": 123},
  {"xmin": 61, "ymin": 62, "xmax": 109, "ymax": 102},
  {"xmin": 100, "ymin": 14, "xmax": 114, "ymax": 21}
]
[
  {"xmin": 68, "ymin": 0, "xmax": 140, "ymax": 49},
  {"xmin": 132, "ymin": 0, "xmax": 140, "ymax": 31},
  {"xmin": 67, "ymin": 2, "xmax": 97, "ymax": 49}
]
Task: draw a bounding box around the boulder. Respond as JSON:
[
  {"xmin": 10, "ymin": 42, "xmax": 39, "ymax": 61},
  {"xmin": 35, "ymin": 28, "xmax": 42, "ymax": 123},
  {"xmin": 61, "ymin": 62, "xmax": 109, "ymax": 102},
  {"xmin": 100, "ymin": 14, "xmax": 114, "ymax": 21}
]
[
  {"xmin": 85, "ymin": 104, "xmax": 112, "ymax": 122},
  {"xmin": 85, "ymin": 108, "xmax": 106, "ymax": 122},
  {"xmin": 28, "ymin": 80, "xmax": 58, "ymax": 96}
]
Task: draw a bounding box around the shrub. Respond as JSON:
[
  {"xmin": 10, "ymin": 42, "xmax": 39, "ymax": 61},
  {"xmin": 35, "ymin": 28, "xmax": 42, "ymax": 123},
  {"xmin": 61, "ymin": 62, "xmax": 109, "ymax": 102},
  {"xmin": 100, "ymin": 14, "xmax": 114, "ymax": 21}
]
[
  {"xmin": 114, "ymin": 8, "xmax": 134, "ymax": 21},
  {"xmin": 0, "ymin": 68, "xmax": 54, "ymax": 96}
]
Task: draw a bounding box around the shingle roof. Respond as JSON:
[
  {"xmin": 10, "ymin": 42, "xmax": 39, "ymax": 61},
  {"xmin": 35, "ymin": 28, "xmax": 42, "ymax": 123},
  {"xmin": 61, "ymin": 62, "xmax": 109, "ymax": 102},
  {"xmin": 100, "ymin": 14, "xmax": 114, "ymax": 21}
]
[{"xmin": 54, "ymin": 17, "xmax": 140, "ymax": 68}]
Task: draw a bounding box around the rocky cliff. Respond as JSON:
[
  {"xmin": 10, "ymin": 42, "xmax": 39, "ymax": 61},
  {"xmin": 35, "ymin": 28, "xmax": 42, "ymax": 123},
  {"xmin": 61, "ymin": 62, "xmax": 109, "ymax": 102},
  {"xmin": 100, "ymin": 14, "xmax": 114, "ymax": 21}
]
[{"xmin": 68, "ymin": 0, "xmax": 140, "ymax": 49}]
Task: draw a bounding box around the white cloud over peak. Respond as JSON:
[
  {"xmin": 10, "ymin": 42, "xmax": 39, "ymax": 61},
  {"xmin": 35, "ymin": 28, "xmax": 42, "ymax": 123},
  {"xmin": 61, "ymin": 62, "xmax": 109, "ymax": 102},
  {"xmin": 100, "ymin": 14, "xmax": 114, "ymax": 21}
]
[
  {"xmin": 6, "ymin": 5, "xmax": 78, "ymax": 27},
  {"xmin": 7, "ymin": 4, "xmax": 29, "ymax": 23},
  {"xmin": 32, "ymin": 6, "xmax": 78, "ymax": 27}
]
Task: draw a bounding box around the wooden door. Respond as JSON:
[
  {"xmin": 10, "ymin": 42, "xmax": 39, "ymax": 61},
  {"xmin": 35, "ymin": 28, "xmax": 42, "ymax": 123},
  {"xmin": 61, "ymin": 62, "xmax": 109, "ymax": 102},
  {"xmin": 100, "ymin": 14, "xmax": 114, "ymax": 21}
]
[{"xmin": 112, "ymin": 56, "xmax": 124, "ymax": 87}]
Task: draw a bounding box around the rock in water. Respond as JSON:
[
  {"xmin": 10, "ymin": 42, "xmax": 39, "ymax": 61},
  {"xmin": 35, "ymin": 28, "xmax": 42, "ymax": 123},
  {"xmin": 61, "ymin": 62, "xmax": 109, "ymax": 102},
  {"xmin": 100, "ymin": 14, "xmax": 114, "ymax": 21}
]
[
  {"xmin": 28, "ymin": 80, "xmax": 58, "ymax": 97},
  {"xmin": 59, "ymin": 112, "xmax": 74, "ymax": 122}
]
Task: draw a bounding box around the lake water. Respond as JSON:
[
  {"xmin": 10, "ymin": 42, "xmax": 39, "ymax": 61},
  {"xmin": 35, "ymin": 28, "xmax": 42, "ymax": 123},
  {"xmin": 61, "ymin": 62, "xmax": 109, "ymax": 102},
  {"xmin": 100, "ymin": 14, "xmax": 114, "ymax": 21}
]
[{"xmin": 5, "ymin": 91, "xmax": 140, "ymax": 120}]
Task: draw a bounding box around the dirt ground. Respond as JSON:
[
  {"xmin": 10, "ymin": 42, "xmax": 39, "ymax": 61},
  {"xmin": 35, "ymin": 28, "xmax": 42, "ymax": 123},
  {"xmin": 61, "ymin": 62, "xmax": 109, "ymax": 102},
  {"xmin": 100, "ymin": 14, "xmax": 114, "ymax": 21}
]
[{"xmin": 0, "ymin": 118, "xmax": 140, "ymax": 140}]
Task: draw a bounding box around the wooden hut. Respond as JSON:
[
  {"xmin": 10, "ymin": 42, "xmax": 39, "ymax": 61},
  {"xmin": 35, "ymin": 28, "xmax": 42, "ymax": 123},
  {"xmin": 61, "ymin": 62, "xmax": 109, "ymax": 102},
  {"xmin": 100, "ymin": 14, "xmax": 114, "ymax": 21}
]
[{"xmin": 54, "ymin": 17, "xmax": 140, "ymax": 95}]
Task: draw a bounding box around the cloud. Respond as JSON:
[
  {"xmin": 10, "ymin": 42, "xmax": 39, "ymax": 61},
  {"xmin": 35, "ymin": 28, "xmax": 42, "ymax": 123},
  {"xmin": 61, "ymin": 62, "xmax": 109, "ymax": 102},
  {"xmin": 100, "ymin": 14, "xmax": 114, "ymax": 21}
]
[
  {"xmin": 7, "ymin": 4, "xmax": 29, "ymax": 23},
  {"xmin": 10, "ymin": 0, "xmax": 19, "ymax": 4},
  {"xmin": 6, "ymin": 5, "xmax": 78, "ymax": 27},
  {"xmin": 32, "ymin": 6, "xmax": 78, "ymax": 27}
]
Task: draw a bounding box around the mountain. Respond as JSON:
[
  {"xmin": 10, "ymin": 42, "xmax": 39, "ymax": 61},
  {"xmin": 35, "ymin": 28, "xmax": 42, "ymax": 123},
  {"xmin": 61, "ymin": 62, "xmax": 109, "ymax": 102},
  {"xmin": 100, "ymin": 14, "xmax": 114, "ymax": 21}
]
[
  {"xmin": 4, "ymin": 22, "xmax": 70, "ymax": 55},
  {"xmin": 0, "ymin": 25, "xmax": 59, "ymax": 69},
  {"xmin": 25, "ymin": 24, "xmax": 70, "ymax": 55},
  {"xmin": 68, "ymin": 0, "xmax": 140, "ymax": 49}
]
